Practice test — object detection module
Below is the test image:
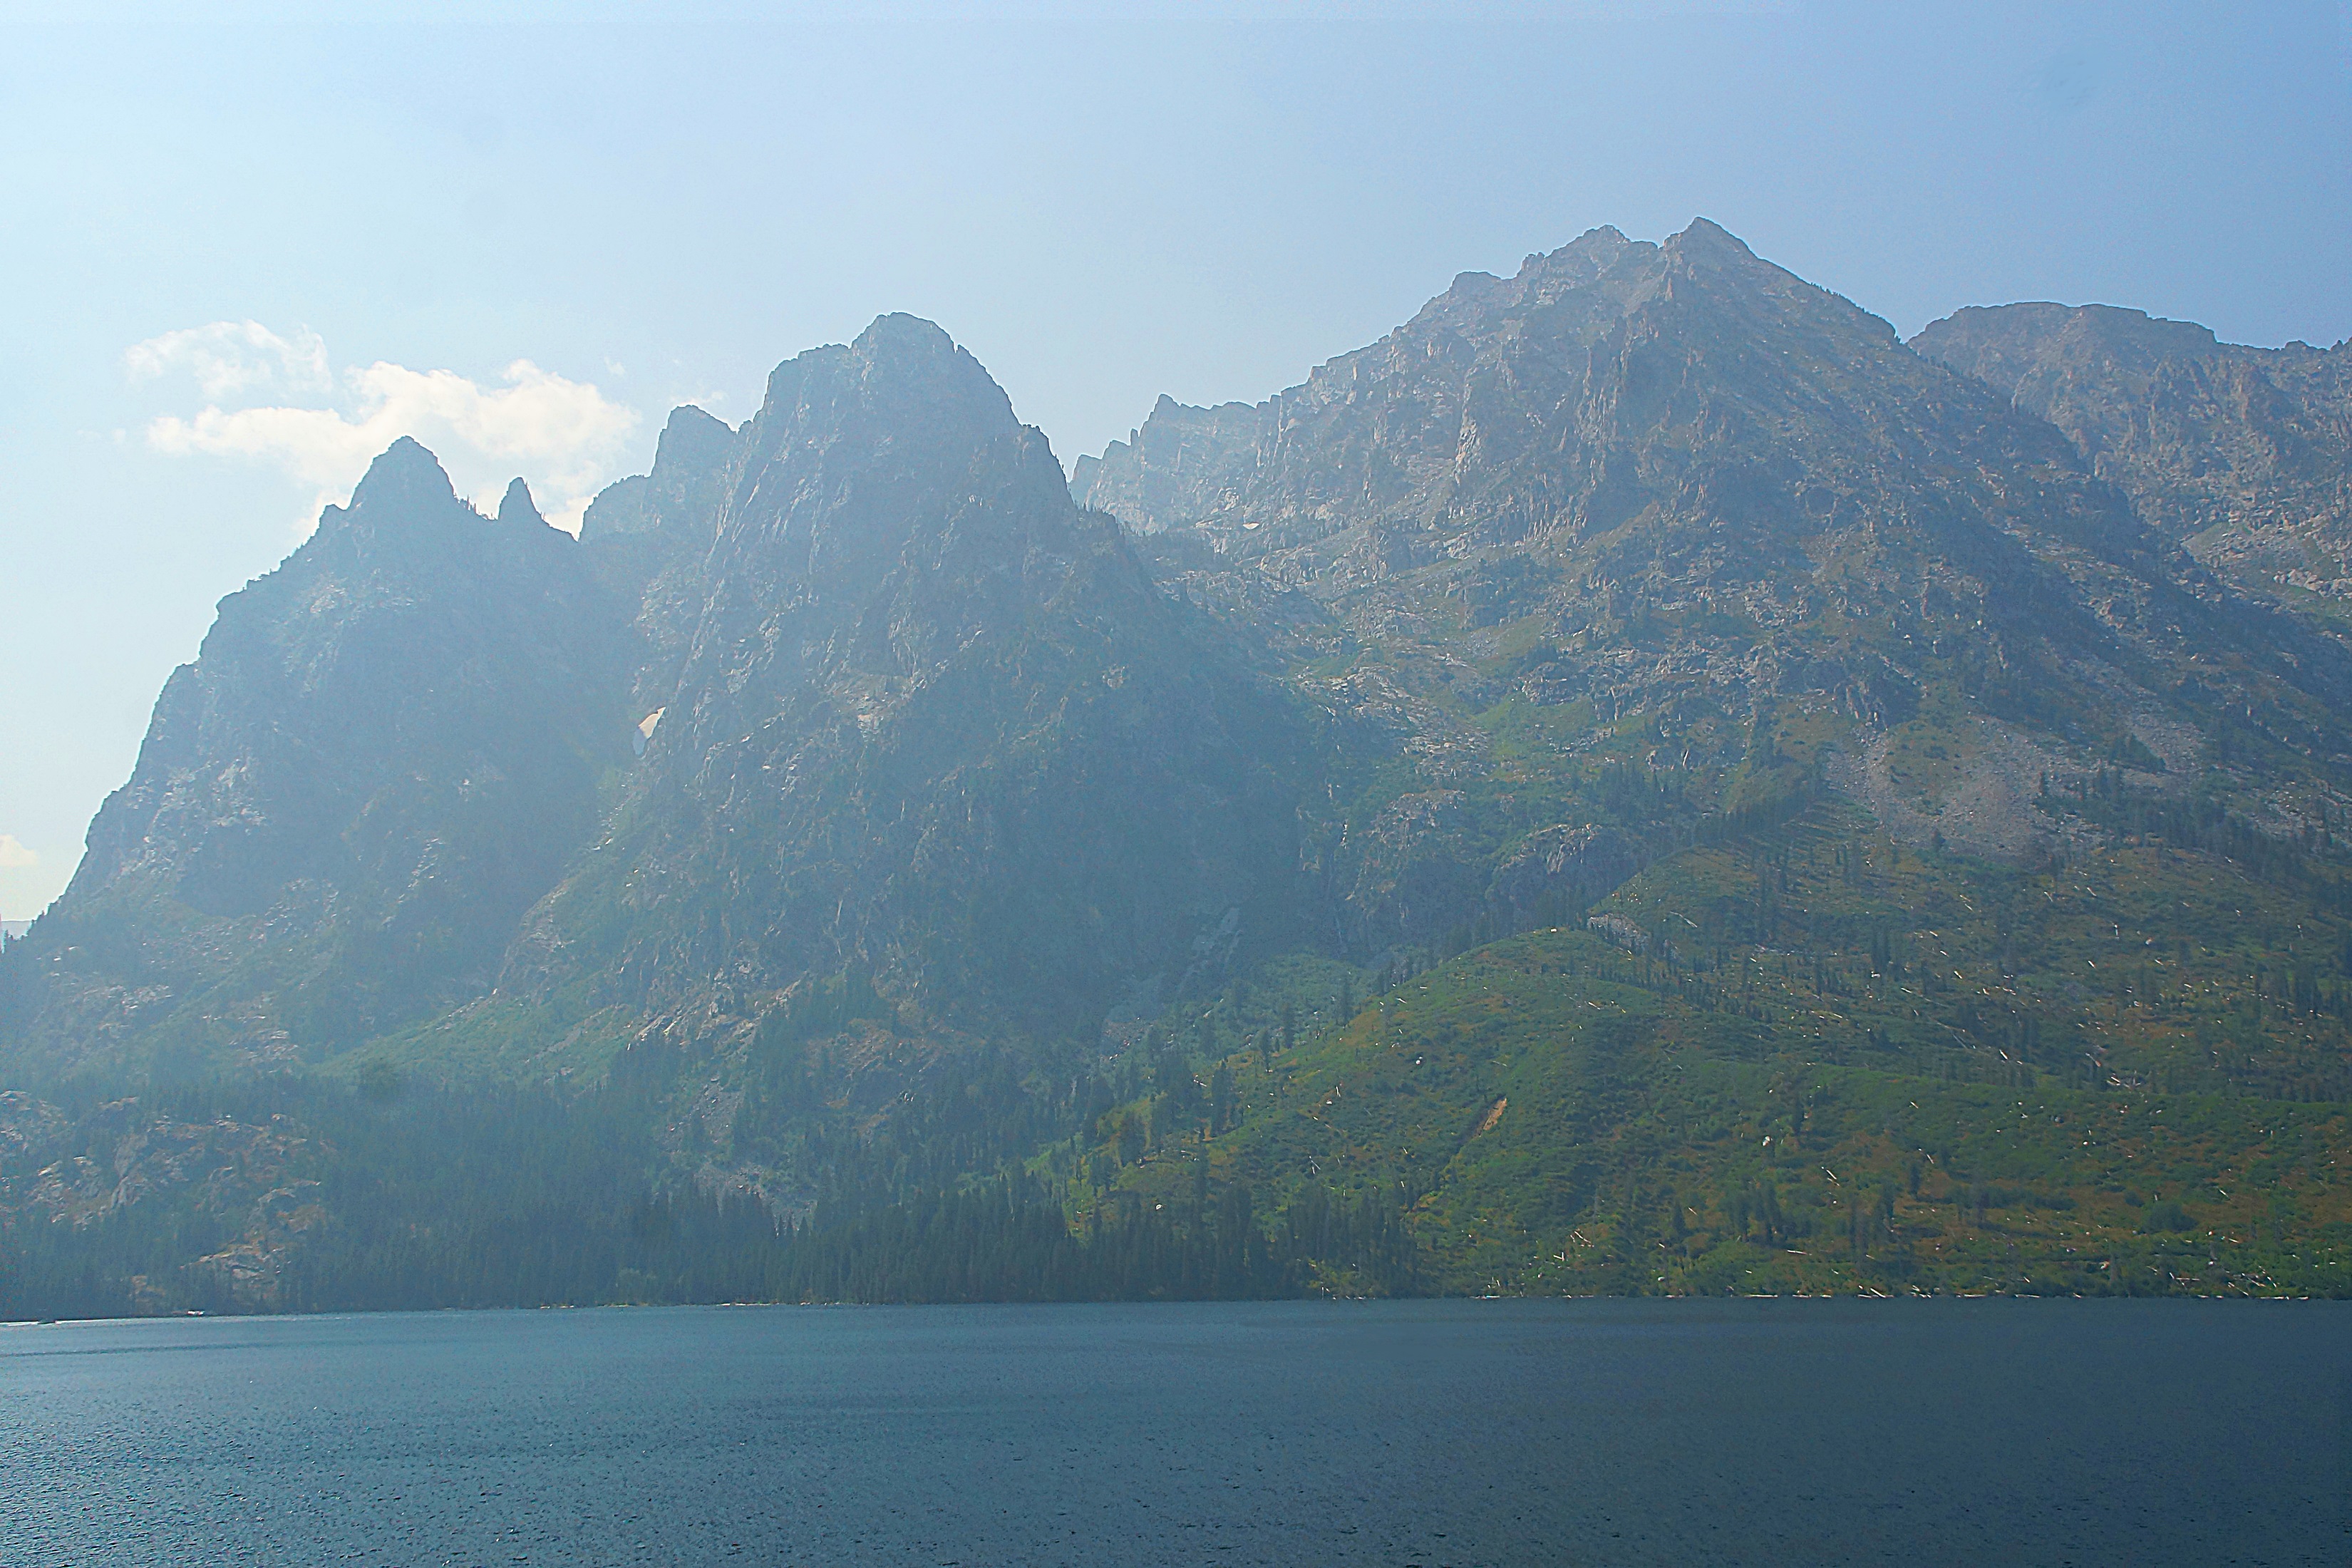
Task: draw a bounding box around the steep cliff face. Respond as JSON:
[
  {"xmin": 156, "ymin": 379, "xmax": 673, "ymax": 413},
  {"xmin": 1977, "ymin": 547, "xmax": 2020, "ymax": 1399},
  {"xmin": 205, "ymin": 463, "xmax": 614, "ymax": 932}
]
[
  {"xmin": 579, "ymin": 403, "xmax": 740, "ymax": 548},
  {"xmin": 0, "ymin": 442, "xmax": 634, "ymax": 1081},
  {"xmin": 1911, "ymin": 303, "xmax": 2352, "ymax": 604},
  {"xmin": 526, "ymin": 315, "xmax": 1309, "ymax": 1037},
  {"xmin": 577, "ymin": 403, "xmax": 748, "ymax": 723}
]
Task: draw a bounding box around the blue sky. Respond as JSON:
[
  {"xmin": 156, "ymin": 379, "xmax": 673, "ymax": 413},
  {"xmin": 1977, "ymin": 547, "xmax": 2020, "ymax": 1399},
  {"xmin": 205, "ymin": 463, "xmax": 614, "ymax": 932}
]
[{"xmin": 3, "ymin": 1, "xmax": 2348, "ymax": 919}]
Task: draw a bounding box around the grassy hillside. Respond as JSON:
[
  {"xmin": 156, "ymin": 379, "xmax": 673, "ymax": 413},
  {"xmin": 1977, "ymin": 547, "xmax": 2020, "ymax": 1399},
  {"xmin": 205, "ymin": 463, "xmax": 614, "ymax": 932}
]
[{"xmin": 1085, "ymin": 802, "xmax": 2352, "ymax": 1296}]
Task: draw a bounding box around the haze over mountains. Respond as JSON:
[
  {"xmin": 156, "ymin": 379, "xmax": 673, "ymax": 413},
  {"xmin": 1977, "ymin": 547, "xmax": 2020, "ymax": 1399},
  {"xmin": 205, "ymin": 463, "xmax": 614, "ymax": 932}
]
[{"xmin": 7, "ymin": 221, "xmax": 2352, "ymax": 1314}]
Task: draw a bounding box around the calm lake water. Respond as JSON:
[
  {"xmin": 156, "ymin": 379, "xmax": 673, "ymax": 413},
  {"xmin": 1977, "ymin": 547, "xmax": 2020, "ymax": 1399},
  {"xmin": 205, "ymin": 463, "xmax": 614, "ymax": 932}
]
[{"xmin": 1, "ymin": 1299, "xmax": 2344, "ymax": 1566}]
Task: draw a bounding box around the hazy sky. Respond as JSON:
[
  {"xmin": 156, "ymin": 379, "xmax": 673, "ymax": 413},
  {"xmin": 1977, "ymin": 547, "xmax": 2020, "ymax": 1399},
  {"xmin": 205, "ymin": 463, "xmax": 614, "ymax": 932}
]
[{"xmin": 3, "ymin": 1, "xmax": 2348, "ymax": 919}]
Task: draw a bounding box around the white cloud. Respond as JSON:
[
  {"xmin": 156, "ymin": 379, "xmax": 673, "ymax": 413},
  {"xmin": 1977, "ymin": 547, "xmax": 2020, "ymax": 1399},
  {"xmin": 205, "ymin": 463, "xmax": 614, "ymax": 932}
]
[
  {"xmin": 130, "ymin": 324, "xmax": 641, "ymax": 535},
  {"xmin": 126, "ymin": 320, "xmax": 331, "ymax": 401},
  {"xmin": 0, "ymin": 835, "xmax": 38, "ymax": 869}
]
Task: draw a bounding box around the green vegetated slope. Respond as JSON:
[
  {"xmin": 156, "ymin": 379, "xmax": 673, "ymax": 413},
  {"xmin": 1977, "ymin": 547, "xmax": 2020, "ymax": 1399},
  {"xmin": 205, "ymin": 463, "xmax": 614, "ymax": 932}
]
[{"xmin": 1090, "ymin": 800, "xmax": 2352, "ymax": 1297}]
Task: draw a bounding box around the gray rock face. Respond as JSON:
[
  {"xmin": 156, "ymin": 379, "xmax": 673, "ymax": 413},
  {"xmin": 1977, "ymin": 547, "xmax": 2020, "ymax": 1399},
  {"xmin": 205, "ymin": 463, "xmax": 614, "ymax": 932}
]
[
  {"xmin": 1070, "ymin": 395, "xmax": 1281, "ymax": 538},
  {"xmin": 578, "ymin": 403, "xmax": 749, "ymax": 711},
  {"xmin": 1078, "ymin": 217, "xmax": 2352, "ymax": 884},
  {"xmin": 527, "ymin": 315, "xmax": 1309, "ymax": 1036},
  {"xmin": 1, "ymin": 441, "xmax": 632, "ymax": 1078},
  {"xmin": 1078, "ymin": 221, "xmax": 2189, "ymax": 592},
  {"xmin": 1910, "ymin": 303, "xmax": 2352, "ymax": 602},
  {"xmin": 1487, "ymin": 825, "xmax": 1641, "ymax": 919},
  {"xmin": 1078, "ymin": 221, "xmax": 2085, "ymax": 564},
  {"xmin": 579, "ymin": 404, "xmax": 739, "ymax": 545}
]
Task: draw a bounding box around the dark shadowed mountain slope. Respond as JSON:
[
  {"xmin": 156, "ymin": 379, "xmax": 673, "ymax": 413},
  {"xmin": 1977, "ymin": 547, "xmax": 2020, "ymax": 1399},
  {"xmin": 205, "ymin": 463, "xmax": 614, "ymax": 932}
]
[
  {"xmin": 497, "ymin": 315, "xmax": 1314, "ymax": 1044},
  {"xmin": 580, "ymin": 403, "xmax": 740, "ymax": 550},
  {"xmin": 577, "ymin": 403, "xmax": 743, "ymax": 650},
  {"xmin": 0, "ymin": 442, "xmax": 634, "ymax": 1083},
  {"xmin": 1912, "ymin": 303, "xmax": 2352, "ymax": 609},
  {"xmin": 1, "ymin": 321, "xmax": 1314, "ymax": 1093}
]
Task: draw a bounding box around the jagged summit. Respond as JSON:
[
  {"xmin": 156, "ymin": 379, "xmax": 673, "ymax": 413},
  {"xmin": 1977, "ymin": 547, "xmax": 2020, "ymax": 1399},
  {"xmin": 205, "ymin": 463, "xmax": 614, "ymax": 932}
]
[
  {"xmin": 1914, "ymin": 301, "xmax": 2352, "ymax": 599},
  {"xmin": 1074, "ymin": 217, "xmax": 2022, "ymax": 561},
  {"xmin": 497, "ymin": 477, "xmax": 545, "ymax": 529},
  {"xmin": 315, "ymin": 440, "xmax": 571, "ymax": 564},
  {"xmin": 729, "ymin": 312, "xmax": 1038, "ymax": 561},
  {"xmin": 352, "ymin": 433, "xmax": 455, "ymax": 507},
  {"xmin": 308, "ymin": 435, "xmax": 460, "ymax": 543},
  {"xmin": 1383, "ymin": 220, "xmax": 1788, "ymax": 358},
  {"xmin": 580, "ymin": 405, "xmax": 741, "ymax": 546},
  {"xmin": 1922, "ymin": 301, "xmax": 2228, "ymax": 373},
  {"xmin": 653, "ymin": 403, "xmax": 735, "ymax": 475},
  {"xmin": 658, "ymin": 314, "xmax": 1100, "ymax": 727},
  {"xmin": 1, "ymin": 428, "xmax": 630, "ymax": 1079},
  {"xmin": 502, "ymin": 314, "xmax": 1306, "ymax": 1043},
  {"xmin": 751, "ymin": 313, "xmax": 1017, "ymax": 456},
  {"xmin": 1076, "ymin": 219, "xmax": 2351, "ymax": 875},
  {"xmin": 1665, "ymin": 214, "xmax": 1758, "ymax": 256}
]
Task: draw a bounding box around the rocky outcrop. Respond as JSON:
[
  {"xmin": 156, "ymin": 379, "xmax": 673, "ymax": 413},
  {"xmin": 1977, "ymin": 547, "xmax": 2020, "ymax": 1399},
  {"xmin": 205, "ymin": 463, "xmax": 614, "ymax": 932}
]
[
  {"xmin": 1329, "ymin": 791, "xmax": 1480, "ymax": 952},
  {"xmin": 579, "ymin": 403, "xmax": 739, "ymax": 545},
  {"xmin": 1911, "ymin": 303, "xmax": 2352, "ymax": 602},
  {"xmin": 1487, "ymin": 825, "xmax": 1640, "ymax": 918},
  {"xmin": 1071, "ymin": 395, "xmax": 1280, "ymax": 537},
  {"xmin": 0, "ymin": 1090, "xmax": 324, "ymax": 1311}
]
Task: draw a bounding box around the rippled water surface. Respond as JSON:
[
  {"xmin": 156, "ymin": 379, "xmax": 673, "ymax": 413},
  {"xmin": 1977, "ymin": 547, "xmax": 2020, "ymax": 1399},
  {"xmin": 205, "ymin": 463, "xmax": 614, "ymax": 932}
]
[{"xmin": 3, "ymin": 1299, "xmax": 2345, "ymax": 1565}]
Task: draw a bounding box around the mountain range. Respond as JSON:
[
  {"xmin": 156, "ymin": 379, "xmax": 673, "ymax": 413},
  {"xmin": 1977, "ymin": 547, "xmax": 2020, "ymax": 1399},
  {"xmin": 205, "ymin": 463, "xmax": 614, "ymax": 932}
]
[{"xmin": 7, "ymin": 221, "xmax": 2352, "ymax": 1314}]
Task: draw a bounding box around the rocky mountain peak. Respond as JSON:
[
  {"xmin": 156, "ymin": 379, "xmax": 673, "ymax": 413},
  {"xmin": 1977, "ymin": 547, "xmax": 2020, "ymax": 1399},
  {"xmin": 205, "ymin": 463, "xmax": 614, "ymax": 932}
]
[
  {"xmin": 1515, "ymin": 222, "xmax": 1641, "ymax": 280},
  {"xmin": 1, "ymin": 435, "xmax": 631, "ymax": 1078},
  {"xmin": 306, "ymin": 435, "xmax": 459, "ymax": 545},
  {"xmin": 511, "ymin": 316, "xmax": 1305, "ymax": 1039},
  {"xmin": 496, "ymin": 477, "xmax": 546, "ymax": 530},
  {"xmin": 1074, "ymin": 217, "xmax": 1976, "ymax": 561},
  {"xmin": 710, "ymin": 314, "xmax": 1068, "ymax": 621},
  {"xmin": 748, "ymin": 312, "xmax": 1015, "ymax": 466},
  {"xmin": 579, "ymin": 406, "xmax": 742, "ymax": 550},
  {"xmin": 1914, "ymin": 299, "xmax": 2352, "ymax": 596},
  {"xmin": 1075, "ymin": 221, "xmax": 2352, "ymax": 890},
  {"xmin": 653, "ymin": 403, "xmax": 733, "ymax": 475},
  {"xmin": 1915, "ymin": 303, "xmax": 2232, "ymax": 391},
  {"xmin": 352, "ymin": 434, "xmax": 456, "ymax": 510},
  {"xmin": 1662, "ymin": 214, "xmax": 1757, "ymax": 260}
]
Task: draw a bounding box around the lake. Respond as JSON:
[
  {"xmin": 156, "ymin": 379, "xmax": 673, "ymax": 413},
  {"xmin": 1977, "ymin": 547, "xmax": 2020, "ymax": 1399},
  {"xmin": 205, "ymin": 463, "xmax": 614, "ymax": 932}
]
[{"xmin": 1, "ymin": 1299, "xmax": 2344, "ymax": 1565}]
